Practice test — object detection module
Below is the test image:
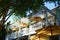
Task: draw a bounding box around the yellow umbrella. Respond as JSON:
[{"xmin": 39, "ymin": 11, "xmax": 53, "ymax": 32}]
[
  {"xmin": 12, "ymin": 27, "xmax": 19, "ymax": 39},
  {"xmin": 30, "ymin": 34, "xmax": 49, "ymax": 40},
  {"xmin": 20, "ymin": 22, "xmax": 28, "ymax": 28},
  {"xmin": 30, "ymin": 16, "xmax": 42, "ymax": 22},
  {"xmin": 12, "ymin": 27, "xmax": 19, "ymax": 31},
  {"xmin": 36, "ymin": 25, "xmax": 60, "ymax": 36}
]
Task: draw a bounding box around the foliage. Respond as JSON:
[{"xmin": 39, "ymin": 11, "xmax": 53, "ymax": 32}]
[
  {"xmin": 0, "ymin": 25, "xmax": 7, "ymax": 40},
  {"xmin": 0, "ymin": 0, "xmax": 60, "ymax": 17}
]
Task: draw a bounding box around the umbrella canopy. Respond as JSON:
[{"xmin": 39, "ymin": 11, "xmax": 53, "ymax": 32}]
[
  {"xmin": 36, "ymin": 25, "xmax": 60, "ymax": 36},
  {"xmin": 12, "ymin": 27, "xmax": 19, "ymax": 31},
  {"xmin": 30, "ymin": 34, "xmax": 49, "ymax": 40},
  {"xmin": 20, "ymin": 22, "xmax": 29, "ymax": 28},
  {"xmin": 30, "ymin": 16, "xmax": 42, "ymax": 22}
]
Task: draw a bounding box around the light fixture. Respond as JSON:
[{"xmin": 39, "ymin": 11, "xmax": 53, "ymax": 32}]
[
  {"xmin": 12, "ymin": 27, "xmax": 19, "ymax": 31},
  {"xmin": 20, "ymin": 17, "xmax": 30, "ymax": 24},
  {"xmin": 20, "ymin": 22, "xmax": 29, "ymax": 27},
  {"xmin": 30, "ymin": 16, "xmax": 42, "ymax": 22},
  {"xmin": 20, "ymin": 17, "xmax": 30, "ymax": 27}
]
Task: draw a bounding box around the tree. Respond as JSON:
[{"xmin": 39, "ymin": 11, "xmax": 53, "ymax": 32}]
[{"xmin": 0, "ymin": 0, "xmax": 60, "ymax": 40}]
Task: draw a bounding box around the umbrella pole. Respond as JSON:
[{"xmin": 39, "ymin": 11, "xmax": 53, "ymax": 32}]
[
  {"xmin": 39, "ymin": 34, "xmax": 40, "ymax": 40},
  {"xmin": 50, "ymin": 26, "xmax": 53, "ymax": 36},
  {"xmin": 50, "ymin": 26, "xmax": 56, "ymax": 40},
  {"xmin": 28, "ymin": 26, "xmax": 30, "ymax": 40}
]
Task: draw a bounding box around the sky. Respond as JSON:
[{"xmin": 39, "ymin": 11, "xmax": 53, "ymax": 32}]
[{"xmin": 44, "ymin": 2, "xmax": 58, "ymax": 10}]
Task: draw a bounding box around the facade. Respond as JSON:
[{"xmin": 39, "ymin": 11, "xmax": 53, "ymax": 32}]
[
  {"xmin": 51, "ymin": 6, "xmax": 60, "ymax": 25},
  {"xmin": 6, "ymin": 6, "xmax": 60, "ymax": 40}
]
